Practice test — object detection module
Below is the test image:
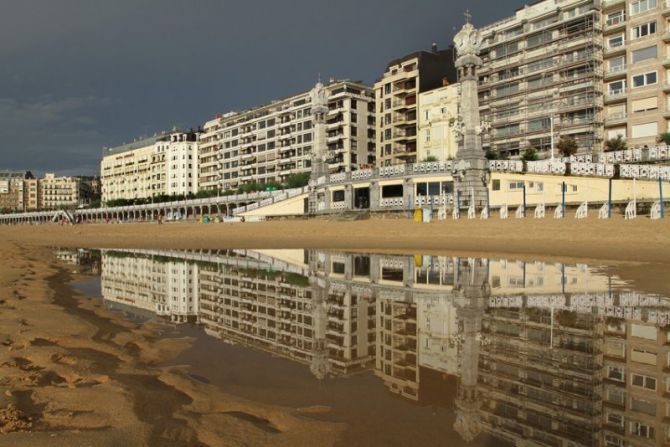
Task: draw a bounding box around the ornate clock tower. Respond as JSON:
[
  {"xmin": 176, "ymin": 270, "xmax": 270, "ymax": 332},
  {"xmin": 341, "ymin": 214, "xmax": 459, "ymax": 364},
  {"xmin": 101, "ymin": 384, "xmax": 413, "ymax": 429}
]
[{"xmin": 451, "ymin": 13, "xmax": 490, "ymax": 211}]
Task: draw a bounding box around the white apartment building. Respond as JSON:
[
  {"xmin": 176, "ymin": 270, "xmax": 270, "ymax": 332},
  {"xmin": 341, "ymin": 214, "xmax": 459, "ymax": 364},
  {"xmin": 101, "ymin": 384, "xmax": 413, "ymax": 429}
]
[
  {"xmin": 477, "ymin": 0, "xmax": 604, "ymax": 157},
  {"xmin": 199, "ymin": 80, "xmax": 375, "ymax": 192},
  {"xmin": 101, "ymin": 130, "xmax": 199, "ymax": 203},
  {"xmin": 603, "ymin": 0, "xmax": 670, "ymax": 147},
  {"xmin": 39, "ymin": 173, "xmax": 91, "ymax": 209},
  {"xmin": 417, "ymin": 82, "xmax": 460, "ymax": 161}
]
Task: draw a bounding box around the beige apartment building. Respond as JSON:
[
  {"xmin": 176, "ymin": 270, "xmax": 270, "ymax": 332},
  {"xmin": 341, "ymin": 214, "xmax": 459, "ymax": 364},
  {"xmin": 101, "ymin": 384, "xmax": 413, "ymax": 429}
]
[
  {"xmin": 0, "ymin": 171, "xmax": 31, "ymax": 212},
  {"xmin": 375, "ymin": 47, "xmax": 458, "ymax": 165},
  {"xmin": 477, "ymin": 0, "xmax": 604, "ymax": 158},
  {"xmin": 199, "ymin": 80, "xmax": 375, "ymax": 192},
  {"xmin": 417, "ymin": 82, "xmax": 460, "ymax": 161},
  {"xmin": 24, "ymin": 178, "xmax": 39, "ymax": 210},
  {"xmin": 39, "ymin": 173, "xmax": 92, "ymax": 209},
  {"xmin": 101, "ymin": 130, "xmax": 199, "ymax": 204},
  {"xmin": 603, "ymin": 0, "xmax": 670, "ymax": 147}
]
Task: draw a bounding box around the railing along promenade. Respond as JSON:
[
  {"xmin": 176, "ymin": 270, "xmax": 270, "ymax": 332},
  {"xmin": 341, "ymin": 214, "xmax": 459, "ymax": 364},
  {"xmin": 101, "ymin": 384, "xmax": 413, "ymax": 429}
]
[{"xmin": 0, "ymin": 187, "xmax": 307, "ymax": 225}]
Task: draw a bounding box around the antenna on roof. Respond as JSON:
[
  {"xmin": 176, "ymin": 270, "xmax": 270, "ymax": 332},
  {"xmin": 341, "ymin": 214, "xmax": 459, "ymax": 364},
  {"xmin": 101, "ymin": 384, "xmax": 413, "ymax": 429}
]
[{"xmin": 464, "ymin": 9, "xmax": 472, "ymax": 24}]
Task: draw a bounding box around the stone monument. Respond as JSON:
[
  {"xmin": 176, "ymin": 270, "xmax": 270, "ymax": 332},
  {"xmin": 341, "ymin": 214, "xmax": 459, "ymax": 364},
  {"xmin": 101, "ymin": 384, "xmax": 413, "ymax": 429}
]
[
  {"xmin": 308, "ymin": 81, "xmax": 329, "ymax": 215},
  {"xmin": 452, "ymin": 13, "xmax": 490, "ymax": 210}
]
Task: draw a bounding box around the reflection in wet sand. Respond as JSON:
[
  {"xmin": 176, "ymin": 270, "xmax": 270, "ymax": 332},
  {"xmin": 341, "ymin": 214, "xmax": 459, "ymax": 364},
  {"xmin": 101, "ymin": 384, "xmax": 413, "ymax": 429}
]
[{"xmin": 87, "ymin": 248, "xmax": 670, "ymax": 446}]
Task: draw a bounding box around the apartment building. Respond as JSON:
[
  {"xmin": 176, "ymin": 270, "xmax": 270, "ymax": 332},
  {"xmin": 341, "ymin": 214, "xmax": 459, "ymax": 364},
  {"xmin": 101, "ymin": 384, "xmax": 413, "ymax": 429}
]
[
  {"xmin": 375, "ymin": 47, "xmax": 458, "ymax": 165},
  {"xmin": 0, "ymin": 171, "xmax": 32, "ymax": 212},
  {"xmin": 603, "ymin": 0, "xmax": 670, "ymax": 147},
  {"xmin": 38, "ymin": 173, "xmax": 92, "ymax": 209},
  {"xmin": 101, "ymin": 130, "xmax": 199, "ymax": 203},
  {"xmin": 477, "ymin": 0, "xmax": 604, "ymax": 158},
  {"xmin": 23, "ymin": 178, "xmax": 39, "ymax": 210},
  {"xmin": 199, "ymin": 80, "xmax": 375, "ymax": 192},
  {"xmin": 101, "ymin": 251, "xmax": 200, "ymax": 323},
  {"xmin": 417, "ymin": 82, "xmax": 460, "ymax": 161}
]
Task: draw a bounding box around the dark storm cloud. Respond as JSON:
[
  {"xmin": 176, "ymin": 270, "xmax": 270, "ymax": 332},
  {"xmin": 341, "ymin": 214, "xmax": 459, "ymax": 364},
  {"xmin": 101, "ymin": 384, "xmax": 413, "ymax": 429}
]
[{"xmin": 0, "ymin": 0, "xmax": 527, "ymax": 175}]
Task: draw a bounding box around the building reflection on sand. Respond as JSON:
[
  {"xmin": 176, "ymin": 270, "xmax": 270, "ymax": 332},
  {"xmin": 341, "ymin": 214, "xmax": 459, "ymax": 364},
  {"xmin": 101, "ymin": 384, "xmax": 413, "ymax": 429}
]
[{"xmin": 60, "ymin": 247, "xmax": 670, "ymax": 447}]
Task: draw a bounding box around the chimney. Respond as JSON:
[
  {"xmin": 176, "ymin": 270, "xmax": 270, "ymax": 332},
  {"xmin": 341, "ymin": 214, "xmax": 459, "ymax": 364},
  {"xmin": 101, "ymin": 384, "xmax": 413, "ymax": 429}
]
[
  {"xmin": 431, "ymin": 42, "xmax": 438, "ymax": 53},
  {"xmin": 215, "ymin": 113, "xmax": 223, "ymax": 119},
  {"xmin": 442, "ymin": 77, "xmax": 450, "ymax": 86}
]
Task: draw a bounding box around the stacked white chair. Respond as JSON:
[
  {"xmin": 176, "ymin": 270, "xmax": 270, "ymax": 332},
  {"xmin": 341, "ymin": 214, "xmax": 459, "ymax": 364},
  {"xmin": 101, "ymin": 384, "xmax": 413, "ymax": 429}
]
[
  {"xmin": 534, "ymin": 203, "xmax": 545, "ymax": 219},
  {"xmin": 515, "ymin": 206, "xmax": 525, "ymax": 219},
  {"xmin": 575, "ymin": 202, "xmax": 588, "ymax": 219},
  {"xmin": 624, "ymin": 201, "xmax": 636, "ymax": 220},
  {"xmin": 500, "ymin": 204, "xmax": 508, "ymax": 219},
  {"xmin": 650, "ymin": 202, "xmax": 662, "ymax": 220},
  {"xmin": 598, "ymin": 203, "xmax": 609, "ymax": 219}
]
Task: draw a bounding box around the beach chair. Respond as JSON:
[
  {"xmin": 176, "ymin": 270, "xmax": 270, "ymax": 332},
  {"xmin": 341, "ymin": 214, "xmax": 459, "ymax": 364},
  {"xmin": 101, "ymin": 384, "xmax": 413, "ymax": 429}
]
[
  {"xmin": 575, "ymin": 202, "xmax": 588, "ymax": 219},
  {"xmin": 624, "ymin": 201, "xmax": 636, "ymax": 220},
  {"xmin": 650, "ymin": 202, "xmax": 662, "ymax": 220},
  {"xmin": 598, "ymin": 203, "xmax": 609, "ymax": 219},
  {"xmin": 500, "ymin": 204, "xmax": 508, "ymax": 219}
]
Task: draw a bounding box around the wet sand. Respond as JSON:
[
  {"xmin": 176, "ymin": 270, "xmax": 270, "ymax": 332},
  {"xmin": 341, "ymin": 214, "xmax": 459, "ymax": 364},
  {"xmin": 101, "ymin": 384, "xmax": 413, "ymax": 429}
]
[
  {"xmin": 0, "ymin": 240, "xmax": 342, "ymax": 446},
  {"xmin": 1, "ymin": 216, "xmax": 669, "ymax": 264}
]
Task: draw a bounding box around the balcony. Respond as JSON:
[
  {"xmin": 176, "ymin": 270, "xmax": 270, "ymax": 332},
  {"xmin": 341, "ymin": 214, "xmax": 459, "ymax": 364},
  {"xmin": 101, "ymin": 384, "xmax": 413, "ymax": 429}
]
[
  {"xmin": 604, "ymin": 42, "xmax": 626, "ymax": 57},
  {"xmin": 604, "ymin": 16, "xmax": 626, "ymax": 34},
  {"xmin": 602, "ymin": 0, "xmax": 625, "ymax": 10},
  {"xmin": 664, "ymin": 0, "xmax": 670, "ymax": 16},
  {"xmin": 604, "ymin": 112, "xmax": 627, "ymax": 126},
  {"xmin": 604, "ymin": 65, "xmax": 626, "ymax": 81},
  {"xmin": 604, "ymin": 89, "xmax": 627, "ymax": 103}
]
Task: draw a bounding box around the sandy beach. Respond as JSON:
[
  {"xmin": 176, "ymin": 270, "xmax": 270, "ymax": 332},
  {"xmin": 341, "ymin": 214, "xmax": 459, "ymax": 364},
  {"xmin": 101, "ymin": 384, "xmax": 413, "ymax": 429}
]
[
  {"xmin": 1, "ymin": 216, "xmax": 668, "ymax": 264},
  {"xmin": 0, "ymin": 239, "xmax": 343, "ymax": 446},
  {"xmin": 1, "ymin": 217, "xmax": 669, "ymax": 445}
]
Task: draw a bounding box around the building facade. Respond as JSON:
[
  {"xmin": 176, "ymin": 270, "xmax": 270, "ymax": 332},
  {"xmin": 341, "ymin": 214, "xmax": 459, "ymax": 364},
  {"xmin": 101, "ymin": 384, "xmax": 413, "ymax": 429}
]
[
  {"xmin": 602, "ymin": 0, "xmax": 670, "ymax": 147},
  {"xmin": 101, "ymin": 130, "xmax": 199, "ymax": 204},
  {"xmin": 477, "ymin": 0, "xmax": 604, "ymax": 158},
  {"xmin": 39, "ymin": 173, "xmax": 92, "ymax": 209},
  {"xmin": 417, "ymin": 82, "xmax": 460, "ymax": 161},
  {"xmin": 375, "ymin": 47, "xmax": 458, "ymax": 165},
  {"xmin": 199, "ymin": 80, "xmax": 375, "ymax": 192},
  {"xmin": 0, "ymin": 171, "xmax": 32, "ymax": 212}
]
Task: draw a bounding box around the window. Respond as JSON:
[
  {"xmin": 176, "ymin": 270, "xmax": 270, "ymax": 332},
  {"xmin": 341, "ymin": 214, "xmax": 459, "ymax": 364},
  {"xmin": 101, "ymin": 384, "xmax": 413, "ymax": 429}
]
[
  {"xmin": 609, "ymin": 56, "xmax": 626, "ymax": 73},
  {"xmin": 630, "ymin": 0, "xmax": 657, "ymax": 15},
  {"xmin": 632, "ymin": 71, "xmax": 657, "ymax": 88},
  {"xmin": 632, "ymin": 97, "xmax": 658, "ymax": 112},
  {"xmin": 607, "ymin": 412, "xmax": 624, "ymax": 427},
  {"xmin": 492, "ymin": 179, "xmax": 501, "ymax": 191},
  {"xmin": 508, "ymin": 181, "xmax": 524, "ymax": 191},
  {"xmin": 332, "ymin": 190, "xmax": 345, "ymax": 202},
  {"xmin": 608, "ymin": 365, "xmax": 625, "ymax": 381},
  {"xmin": 527, "ymin": 31, "xmax": 552, "ymax": 48},
  {"xmin": 608, "ymin": 80, "xmax": 626, "ymax": 95},
  {"xmin": 631, "ymin": 348, "xmax": 657, "ymax": 365},
  {"xmin": 608, "ymin": 128, "xmax": 627, "ymax": 139},
  {"xmin": 632, "ymin": 374, "xmax": 657, "ymax": 390},
  {"xmin": 632, "ymin": 45, "xmax": 657, "ymax": 63},
  {"xmin": 607, "ymin": 10, "xmax": 625, "ymax": 27},
  {"xmin": 608, "ymin": 34, "xmax": 625, "ymax": 48},
  {"xmin": 631, "ymin": 422, "xmax": 655, "ymax": 439},
  {"xmin": 631, "ymin": 21, "xmax": 656, "ymax": 39},
  {"xmin": 631, "ymin": 121, "xmax": 658, "ymax": 137},
  {"xmin": 631, "ymin": 398, "xmax": 656, "ymax": 416}
]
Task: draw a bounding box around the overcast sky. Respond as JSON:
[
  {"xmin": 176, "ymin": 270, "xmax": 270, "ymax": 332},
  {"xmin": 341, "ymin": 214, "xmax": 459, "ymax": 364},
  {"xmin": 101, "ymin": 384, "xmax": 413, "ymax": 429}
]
[{"xmin": 0, "ymin": 0, "xmax": 527, "ymax": 176}]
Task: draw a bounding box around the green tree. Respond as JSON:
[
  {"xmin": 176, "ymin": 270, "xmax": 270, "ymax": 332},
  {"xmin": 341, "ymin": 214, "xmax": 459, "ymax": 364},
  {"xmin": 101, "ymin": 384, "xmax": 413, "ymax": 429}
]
[
  {"xmin": 657, "ymin": 132, "xmax": 670, "ymax": 145},
  {"xmin": 485, "ymin": 149, "xmax": 499, "ymax": 160},
  {"xmin": 422, "ymin": 155, "xmax": 438, "ymax": 162},
  {"xmin": 284, "ymin": 172, "xmax": 311, "ymax": 189},
  {"xmin": 521, "ymin": 147, "xmax": 539, "ymax": 162},
  {"xmin": 557, "ymin": 136, "xmax": 578, "ymax": 158},
  {"xmin": 604, "ymin": 135, "xmax": 627, "ymax": 152}
]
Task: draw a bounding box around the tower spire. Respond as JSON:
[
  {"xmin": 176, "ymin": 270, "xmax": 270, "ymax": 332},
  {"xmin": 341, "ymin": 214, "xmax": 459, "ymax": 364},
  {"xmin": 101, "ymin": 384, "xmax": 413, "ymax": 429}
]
[{"xmin": 464, "ymin": 9, "xmax": 472, "ymax": 24}]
